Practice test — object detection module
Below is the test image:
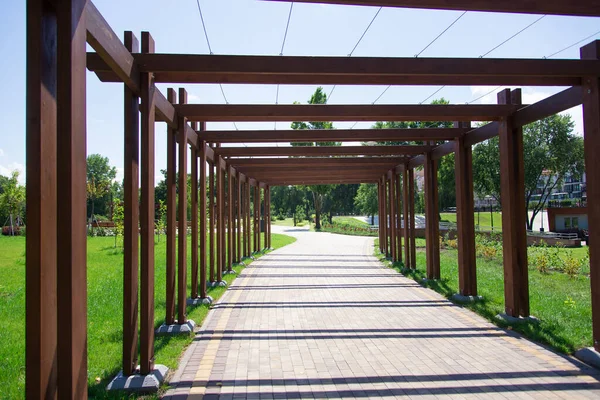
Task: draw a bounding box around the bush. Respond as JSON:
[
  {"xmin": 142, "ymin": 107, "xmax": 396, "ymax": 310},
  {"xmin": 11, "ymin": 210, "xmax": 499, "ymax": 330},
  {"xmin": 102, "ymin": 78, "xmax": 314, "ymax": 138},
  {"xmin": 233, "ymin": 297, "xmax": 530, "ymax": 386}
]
[{"xmin": 2, "ymin": 226, "xmax": 23, "ymax": 236}]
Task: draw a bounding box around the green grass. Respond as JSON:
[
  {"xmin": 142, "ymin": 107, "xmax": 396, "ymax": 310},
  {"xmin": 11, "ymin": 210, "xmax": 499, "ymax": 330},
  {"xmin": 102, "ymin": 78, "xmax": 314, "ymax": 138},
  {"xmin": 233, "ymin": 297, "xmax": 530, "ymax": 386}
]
[
  {"xmin": 0, "ymin": 232, "xmax": 296, "ymax": 399},
  {"xmin": 331, "ymin": 216, "xmax": 371, "ymax": 227},
  {"xmin": 271, "ymin": 217, "xmax": 308, "ymax": 227},
  {"xmin": 440, "ymin": 211, "xmax": 503, "ymax": 230},
  {"xmin": 374, "ymin": 238, "xmax": 592, "ymax": 355}
]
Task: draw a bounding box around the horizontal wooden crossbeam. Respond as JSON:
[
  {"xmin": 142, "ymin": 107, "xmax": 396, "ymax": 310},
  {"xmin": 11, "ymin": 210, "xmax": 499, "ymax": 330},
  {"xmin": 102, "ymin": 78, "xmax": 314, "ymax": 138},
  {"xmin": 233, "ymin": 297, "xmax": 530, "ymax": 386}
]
[
  {"xmin": 175, "ymin": 104, "xmax": 521, "ymax": 122},
  {"xmin": 228, "ymin": 157, "xmax": 405, "ymax": 167},
  {"xmin": 216, "ymin": 145, "xmax": 429, "ymax": 157},
  {"xmin": 270, "ymin": 178, "xmax": 378, "ymax": 185},
  {"xmin": 264, "ymin": 0, "xmax": 600, "ymax": 17},
  {"xmin": 86, "ymin": 53, "xmax": 598, "ymax": 86},
  {"xmin": 199, "ymin": 127, "xmax": 465, "ymax": 143}
]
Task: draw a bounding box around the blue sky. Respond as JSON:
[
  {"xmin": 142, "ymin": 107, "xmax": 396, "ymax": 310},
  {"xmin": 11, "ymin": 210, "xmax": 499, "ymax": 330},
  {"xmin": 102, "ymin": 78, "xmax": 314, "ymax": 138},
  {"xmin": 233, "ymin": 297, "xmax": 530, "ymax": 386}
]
[{"xmin": 1, "ymin": 0, "xmax": 599, "ymax": 184}]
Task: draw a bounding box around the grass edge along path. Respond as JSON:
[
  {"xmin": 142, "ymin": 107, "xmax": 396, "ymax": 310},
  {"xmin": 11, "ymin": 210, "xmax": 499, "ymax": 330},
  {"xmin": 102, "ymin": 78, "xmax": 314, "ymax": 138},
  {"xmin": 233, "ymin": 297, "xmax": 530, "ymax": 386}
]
[
  {"xmin": 373, "ymin": 238, "xmax": 592, "ymax": 357},
  {"xmin": 0, "ymin": 233, "xmax": 296, "ymax": 400}
]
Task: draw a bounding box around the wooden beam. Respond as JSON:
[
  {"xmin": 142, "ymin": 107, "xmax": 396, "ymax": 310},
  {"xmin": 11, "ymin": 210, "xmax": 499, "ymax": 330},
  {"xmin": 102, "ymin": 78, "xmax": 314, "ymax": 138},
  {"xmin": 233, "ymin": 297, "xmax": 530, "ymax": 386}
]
[
  {"xmin": 454, "ymin": 122, "xmax": 477, "ymax": 296},
  {"xmin": 269, "ymin": 178, "xmax": 379, "ymax": 185},
  {"xmin": 237, "ymin": 165, "xmax": 394, "ymax": 174},
  {"xmin": 217, "ymin": 145, "xmax": 429, "ymax": 157},
  {"xmin": 408, "ymin": 168, "xmax": 416, "ymax": 269},
  {"xmin": 26, "ymin": 1, "xmax": 58, "ymax": 396},
  {"xmin": 87, "ymin": 52, "xmax": 597, "ymax": 86},
  {"xmin": 264, "ymin": 0, "xmax": 600, "ymax": 17},
  {"xmin": 165, "ymin": 88, "xmax": 176, "ymax": 326},
  {"xmin": 56, "ymin": 0, "xmax": 88, "ymax": 396},
  {"xmin": 395, "ymin": 173, "xmax": 402, "ymax": 263},
  {"xmin": 402, "ymin": 168, "xmax": 410, "ymax": 268},
  {"xmin": 408, "ymin": 86, "xmax": 584, "ymax": 167},
  {"xmin": 177, "ymin": 88, "xmax": 188, "ymax": 324},
  {"xmin": 191, "ymin": 129, "xmax": 199, "ymax": 299},
  {"xmin": 200, "ymin": 127, "xmax": 467, "ymax": 143},
  {"xmin": 199, "ymin": 135, "xmax": 208, "ymax": 298},
  {"xmin": 122, "ymin": 31, "xmax": 139, "ymax": 376},
  {"xmin": 424, "ymin": 152, "xmax": 440, "ymax": 279},
  {"xmin": 229, "ymin": 157, "xmax": 406, "ymax": 167},
  {"xmin": 177, "ymin": 104, "xmax": 522, "ymax": 122},
  {"xmin": 139, "ymin": 31, "xmax": 156, "ymax": 375},
  {"xmin": 498, "ymin": 89, "xmax": 529, "ymax": 318},
  {"xmin": 580, "ymin": 41, "xmax": 600, "ymax": 352},
  {"xmin": 209, "ymin": 161, "xmax": 215, "ymax": 283}
]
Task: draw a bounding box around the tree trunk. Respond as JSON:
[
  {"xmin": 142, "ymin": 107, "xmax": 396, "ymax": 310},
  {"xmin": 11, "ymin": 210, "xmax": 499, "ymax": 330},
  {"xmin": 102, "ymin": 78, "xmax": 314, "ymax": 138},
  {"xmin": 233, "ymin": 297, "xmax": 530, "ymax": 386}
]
[
  {"xmin": 313, "ymin": 192, "xmax": 321, "ymax": 229},
  {"xmin": 371, "ymin": 215, "xmax": 374, "ymax": 225},
  {"xmin": 9, "ymin": 214, "xmax": 14, "ymax": 236}
]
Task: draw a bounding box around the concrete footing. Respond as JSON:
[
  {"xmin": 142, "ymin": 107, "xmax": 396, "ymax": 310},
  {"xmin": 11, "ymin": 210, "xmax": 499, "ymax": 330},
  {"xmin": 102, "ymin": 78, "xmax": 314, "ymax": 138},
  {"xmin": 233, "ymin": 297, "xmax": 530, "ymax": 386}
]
[
  {"xmin": 575, "ymin": 347, "xmax": 600, "ymax": 369},
  {"xmin": 224, "ymin": 270, "xmax": 237, "ymax": 275},
  {"xmin": 106, "ymin": 364, "xmax": 168, "ymax": 393},
  {"xmin": 451, "ymin": 294, "xmax": 483, "ymax": 303},
  {"xmin": 495, "ymin": 314, "xmax": 539, "ymax": 324},
  {"xmin": 187, "ymin": 296, "xmax": 214, "ymax": 306},
  {"xmin": 217, "ymin": 280, "xmax": 228, "ymax": 287},
  {"xmin": 155, "ymin": 320, "xmax": 196, "ymax": 335}
]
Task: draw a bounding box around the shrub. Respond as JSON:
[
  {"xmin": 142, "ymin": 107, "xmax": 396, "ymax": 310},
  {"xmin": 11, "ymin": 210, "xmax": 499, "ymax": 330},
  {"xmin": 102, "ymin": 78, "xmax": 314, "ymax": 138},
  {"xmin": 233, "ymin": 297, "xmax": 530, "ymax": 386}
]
[
  {"xmin": 563, "ymin": 250, "xmax": 581, "ymax": 279},
  {"xmin": 2, "ymin": 226, "xmax": 23, "ymax": 236},
  {"xmin": 531, "ymin": 250, "xmax": 549, "ymax": 274}
]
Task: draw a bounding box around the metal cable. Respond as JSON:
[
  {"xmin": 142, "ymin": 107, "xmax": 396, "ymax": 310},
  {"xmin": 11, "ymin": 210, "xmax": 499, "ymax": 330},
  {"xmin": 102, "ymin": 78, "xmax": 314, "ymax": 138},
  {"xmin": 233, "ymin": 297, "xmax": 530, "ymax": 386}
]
[
  {"xmin": 545, "ymin": 28, "xmax": 600, "ymax": 58},
  {"xmin": 195, "ymin": 0, "xmax": 213, "ymax": 54},
  {"xmin": 415, "ymin": 11, "xmax": 467, "ymax": 58},
  {"xmin": 480, "ymin": 15, "xmax": 546, "ymax": 58}
]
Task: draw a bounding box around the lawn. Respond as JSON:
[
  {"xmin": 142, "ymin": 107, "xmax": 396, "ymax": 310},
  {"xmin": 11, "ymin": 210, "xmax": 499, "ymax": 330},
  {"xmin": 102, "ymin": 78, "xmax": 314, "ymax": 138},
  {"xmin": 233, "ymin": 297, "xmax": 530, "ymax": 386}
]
[
  {"xmin": 440, "ymin": 211, "xmax": 503, "ymax": 230},
  {"xmin": 271, "ymin": 217, "xmax": 309, "ymax": 227},
  {"xmin": 0, "ymin": 232, "xmax": 296, "ymax": 399},
  {"xmin": 375, "ymin": 238, "xmax": 592, "ymax": 355}
]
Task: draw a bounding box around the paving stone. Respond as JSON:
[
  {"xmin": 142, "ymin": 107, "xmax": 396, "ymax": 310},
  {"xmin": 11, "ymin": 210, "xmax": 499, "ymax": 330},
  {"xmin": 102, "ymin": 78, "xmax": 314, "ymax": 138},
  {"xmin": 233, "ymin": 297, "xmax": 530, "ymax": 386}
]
[{"xmin": 164, "ymin": 226, "xmax": 600, "ymax": 399}]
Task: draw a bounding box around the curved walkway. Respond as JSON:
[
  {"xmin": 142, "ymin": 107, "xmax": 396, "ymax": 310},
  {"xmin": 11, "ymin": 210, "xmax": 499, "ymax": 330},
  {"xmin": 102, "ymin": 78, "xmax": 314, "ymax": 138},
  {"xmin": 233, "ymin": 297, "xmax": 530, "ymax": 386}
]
[{"xmin": 165, "ymin": 226, "xmax": 600, "ymax": 399}]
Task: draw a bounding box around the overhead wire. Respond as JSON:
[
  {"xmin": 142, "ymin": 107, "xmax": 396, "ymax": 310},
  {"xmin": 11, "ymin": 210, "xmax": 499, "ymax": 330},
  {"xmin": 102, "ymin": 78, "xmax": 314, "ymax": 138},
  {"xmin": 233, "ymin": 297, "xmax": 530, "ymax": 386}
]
[
  {"xmin": 467, "ymin": 26, "xmax": 600, "ymax": 104},
  {"xmin": 275, "ymin": 3, "xmax": 295, "ymax": 142},
  {"xmin": 328, "ymin": 7, "xmax": 383, "ymax": 101},
  {"xmin": 195, "ymin": 0, "xmax": 245, "ymax": 145}
]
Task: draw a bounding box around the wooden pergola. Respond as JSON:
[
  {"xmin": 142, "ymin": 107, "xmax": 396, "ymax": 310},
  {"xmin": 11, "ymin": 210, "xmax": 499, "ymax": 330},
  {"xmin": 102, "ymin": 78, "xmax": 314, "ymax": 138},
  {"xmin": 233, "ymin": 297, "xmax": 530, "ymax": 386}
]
[{"xmin": 26, "ymin": 0, "xmax": 600, "ymax": 397}]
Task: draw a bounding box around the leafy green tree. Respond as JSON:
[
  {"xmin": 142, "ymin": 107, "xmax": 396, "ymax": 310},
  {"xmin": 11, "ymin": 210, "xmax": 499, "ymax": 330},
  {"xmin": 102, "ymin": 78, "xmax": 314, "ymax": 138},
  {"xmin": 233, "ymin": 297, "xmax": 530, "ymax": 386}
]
[
  {"xmin": 0, "ymin": 170, "xmax": 25, "ymax": 234},
  {"xmin": 354, "ymin": 183, "xmax": 378, "ymax": 224},
  {"xmin": 473, "ymin": 114, "xmax": 583, "ymax": 230},
  {"xmin": 290, "ymin": 86, "xmax": 341, "ymax": 229},
  {"xmin": 86, "ymin": 154, "xmax": 117, "ymax": 224},
  {"xmin": 370, "ymin": 98, "xmax": 455, "ymax": 211},
  {"xmin": 113, "ymin": 200, "xmax": 124, "ymax": 248}
]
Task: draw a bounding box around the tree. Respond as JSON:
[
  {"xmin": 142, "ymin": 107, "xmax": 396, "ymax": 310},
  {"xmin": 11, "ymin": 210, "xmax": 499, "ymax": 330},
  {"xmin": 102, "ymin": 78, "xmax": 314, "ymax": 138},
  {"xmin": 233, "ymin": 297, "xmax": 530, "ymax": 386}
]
[
  {"xmin": 113, "ymin": 200, "xmax": 124, "ymax": 248},
  {"xmin": 370, "ymin": 98, "xmax": 455, "ymax": 211},
  {"xmin": 290, "ymin": 86, "xmax": 341, "ymax": 229},
  {"xmin": 354, "ymin": 183, "xmax": 378, "ymax": 224},
  {"xmin": 472, "ymin": 114, "xmax": 584, "ymax": 230},
  {"xmin": 86, "ymin": 154, "xmax": 117, "ymax": 226},
  {"xmin": 0, "ymin": 171, "xmax": 25, "ymax": 235}
]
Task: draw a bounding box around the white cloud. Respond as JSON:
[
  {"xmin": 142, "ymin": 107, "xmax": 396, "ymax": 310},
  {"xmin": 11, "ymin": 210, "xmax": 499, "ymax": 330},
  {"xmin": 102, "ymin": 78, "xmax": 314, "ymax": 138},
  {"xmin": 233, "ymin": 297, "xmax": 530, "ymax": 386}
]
[
  {"xmin": 0, "ymin": 162, "xmax": 25, "ymax": 184},
  {"xmin": 0, "ymin": 148, "xmax": 4, "ymax": 157},
  {"xmin": 115, "ymin": 167, "xmax": 124, "ymax": 184}
]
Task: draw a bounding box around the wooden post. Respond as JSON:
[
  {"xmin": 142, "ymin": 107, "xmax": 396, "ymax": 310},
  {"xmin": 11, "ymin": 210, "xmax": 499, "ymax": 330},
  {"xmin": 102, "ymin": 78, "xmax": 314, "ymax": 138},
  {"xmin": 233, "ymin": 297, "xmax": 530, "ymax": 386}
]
[
  {"xmin": 388, "ymin": 172, "xmax": 396, "ymax": 262},
  {"xmin": 395, "ymin": 173, "xmax": 403, "ymax": 263},
  {"xmin": 267, "ymin": 186, "xmax": 272, "ymax": 248},
  {"xmin": 246, "ymin": 182, "xmax": 251, "ymax": 256},
  {"xmin": 378, "ymin": 181, "xmax": 383, "ymax": 253},
  {"xmin": 424, "ymin": 151, "xmax": 441, "ymax": 280},
  {"xmin": 227, "ymin": 166, "xmax": 234, "ymax": 271},
  {"xmin": 140, "ymin": 31, "xmax": 156, "ymax": 375},
  {"xmin": 408, "ymin": 168, "xmax": 416, "ymax": 269},
  {"xmin": 403, "ymin": 168, "xmax": 411, "ymax": 268},
  {"xmin": 581, "ymin": 40, "xmax": 600, "ymax": 351},
  {"xmin": 191, "ymin": 122, "xmax": 199, "ymax": 299},
  {"xmin": 455, "ymin": 121, "xmax": 477, "ymax": 296},
  {"xmin": 122, "ymin": 31, "xmax": 139, "ymax": 376},
  {"xmin": 26, "ymin": 1, "xmax": 58, "ymax": 396},
  {"xmin": 498, "ymin": 88, "xmax": 529, "ymax": 318},
  {"xmin": 384, "ymin": 178, "xmax": 389, "ymax": 257},
  {"xmin": 220, "ymin": 162, "xmax": 227, "ymax": 274},
  {"xmin": 177, "ymin": 88, "xmax": 188, "ymax": 323},
  {"xmin": 237, "ymin": 173, "xmax": 242, "ymax": 260},
  {"xmin": 56, "ymin": 1, "xmax": 88, "ymax": 396},
  {"xmin": 216, "ymin": 158, "xmax": 223, "ymax": 281},
  {"xmin": 209, "ymin": 160, "xmax": 215, "ymax": 283},
  {"xmin": 257, "ymin": 186, "xmax": 262, "ymax": 251},
  {"xmin": 165, "ymin": 88, "xmax": 176, "ymax": 325},
  {"xmin": 253, "ymin": 185, "xmax": 258, "ymax": 252},
  {"xmin": 199, "ymin": 137, "xmax": 208, "ymax": 298}
]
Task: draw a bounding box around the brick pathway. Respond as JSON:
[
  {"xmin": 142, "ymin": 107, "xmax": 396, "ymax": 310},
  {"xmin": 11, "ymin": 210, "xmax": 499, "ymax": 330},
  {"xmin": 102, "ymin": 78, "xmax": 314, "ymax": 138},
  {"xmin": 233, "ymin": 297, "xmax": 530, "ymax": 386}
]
[{"xmin": 165, "ymin": 226, "xmax": 600, "ymax": 399}]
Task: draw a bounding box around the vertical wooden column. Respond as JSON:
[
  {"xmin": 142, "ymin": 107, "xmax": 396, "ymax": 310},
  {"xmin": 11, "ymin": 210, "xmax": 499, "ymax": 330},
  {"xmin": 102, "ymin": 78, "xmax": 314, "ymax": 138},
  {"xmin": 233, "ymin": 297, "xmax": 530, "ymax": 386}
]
[
  {"xmin": 199, "ymin": 137, "xmax": 208, "ymax": 298},
  {"xmin": 581, "ymin": 40, "xmax": 600, "ymax": 351},
  {"xmin": 246, "ymin": 182, "xmax": 251, "ymax": 256},
  {"xmin": 216, "ymin": 158, "xmax": 224, "ymax": 281},
  {"xmin": 139, "ymin": 32, "xmax": 156, "ymax": 375},
  {"xmin": 191, "ymin": 122, "xmax": 199, "ymax": 299},
  {"xmin": 165, "ymin": 89, "xmax": 176, "ymax": 324},
  {"xmin": 177, "ymin": 88, "xmax": 188, "ymax": 323},
  {"xmin": 232, "ymin": 174, "xmax": 237, "ymax": 264},
  {"xmin": 227, "ymin": 166, "xmax": 234, "ymax": 271},
  {"xmin": 252, "ymin": 185, "xmax": 257, "ymax": 252},
  {"xmin": 424, "ymin": 152, "xmax": 440, "ymax": 280},
  {"xmin": 383, "ymin": 177, "xmax": 388, "ymax": 257},
  {"xmin": 377, "ymin": 181, "xmax": 383, "ymax": 253},
  {"xmin": 388, "ymin": 172, "xmax": 396, "ymax": 261},
  {"xmin": 56, "ymin": 1, "xmax": 88, "ymax": 396},
  {"xmin": 26, "ymin": 1, "xmax": 58, "ymax": 396},
  {"xmin": 237, "ymin": 174, "xmax": 242, "ymax": 260},
  {"xmin": 209, "ymin": 160, "xmax": 215, "ymax": 283},
  {"xmin": 408, "ymin": 168, "xmax": 416, "ymax": 269},
  {"xmin": 267, "ymin": 186, "xmax": 272, "ymax": 248},
  {"xmin": 403, "ymin": 168, "xmax": 411, "ymax": 268},
  {"xmin": 455, "ymin": 121, "xmax": 477, "ymax": 296},
  {"xmin": 122, "ymin": 31, "xmax": 139, "ymax": 376},
  {"xmin": 395, "ymin": 173, "xmax": 403, "ymax": 263},
  {"xmin": 220, "ymin": 162, "xmax": 227, "ymax": 274},
  {"xmin": 257, "ymin": 186, "xmax": 262, "ymax": 251},
  {"xmin": 498, "ymin": 88, "xmax": 529, "ymax": 318}
]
